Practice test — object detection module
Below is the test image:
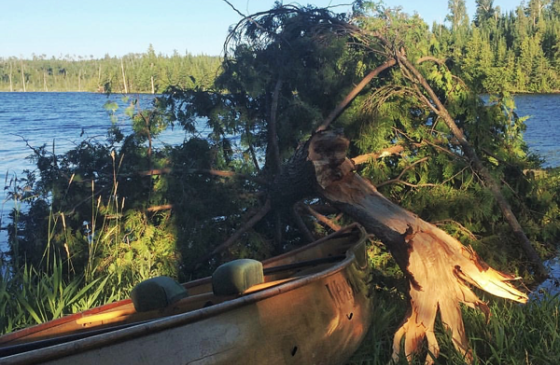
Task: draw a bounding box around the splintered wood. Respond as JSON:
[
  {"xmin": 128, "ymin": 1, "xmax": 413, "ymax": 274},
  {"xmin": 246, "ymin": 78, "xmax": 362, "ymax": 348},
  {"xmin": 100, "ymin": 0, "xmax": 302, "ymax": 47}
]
[{"xmin": 307, "ymin": 131, "xmax": 528, "ymax": 364}]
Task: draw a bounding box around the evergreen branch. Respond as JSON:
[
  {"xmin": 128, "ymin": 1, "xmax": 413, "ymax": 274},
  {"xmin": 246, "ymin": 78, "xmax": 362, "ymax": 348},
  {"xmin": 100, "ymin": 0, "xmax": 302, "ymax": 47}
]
[
  {"xmin": 392, "ymin": 127, "xmax": 464, "ymax": 162},
  {"xmin": 375, "ymin": 157, "xmax": 434, "ymax": 188},
  {"xmin": 291, "ymin": 203, "xmax": 316, "ymax": 243},
  {"xmin": 222, "ymin": 5, "xmax": 303, "ymax": 57},
  {"xmin": 303, "ymin": 204, "xmax": 342, "ymax": 231},
  {"xmin": 145, "ymin": 204, "xmax": 173, "ymax": 213},
  {"xmin": 416, "ymin": 56, "xmax": 447, "ymax": 66},
  {"xmin": 65, "ymin": 186, "xmax": 108, "ymax": 217},
  {"xmin": 434, "ymin": 219, "xmax": 479, "ymax": 241},
  {"xmin": 137, "ymin": 168, "xmax": 267, "ymax": 184},
  {"xmin": 137, "ymin": 168, "xmax": 172, "ymax": 175},
  {"xmin": 315, "ymin": 58, "xmax": 397, "ymax": 132},
  {"xmin": 192, "ymin": 198, "xmax": 272, "ymax": 267},
  {"xmin": 362, "ymin": 84, "xmax": 407, "ymax": 114},
  {"xmin": 415, "ymin": 56, "xmax": 470, "ymax": 104},
  {"xmin": 306, "ymin": 203, "xmax": 339, "ymax": 216},
  {"xmin": 245, "ymin": 124, "xmax": 261, "ymax": 172},
  {"xmin": 144, "ymin": 193, "xmax": 264, "ymax": 217},
  {"xmin": 412, "ymin": 83, "xmax": 440, "ymax": 115},
  {"xmin": 351, "ymin": 145, "xmax": 405, "ymax": 165}
]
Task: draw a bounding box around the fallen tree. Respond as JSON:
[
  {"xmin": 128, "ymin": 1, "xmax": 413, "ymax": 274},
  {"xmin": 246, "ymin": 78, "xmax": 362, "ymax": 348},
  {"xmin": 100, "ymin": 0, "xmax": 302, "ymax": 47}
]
[
  {"xmin": 192, "ymin": 4, "xmax": 538, "ymax": 362},
  {"xmin": 305, "ymin": 130, "xmax": 528, "ymax": 363},
  {"xmin": 261, "ymin": 126, "xmax": 529, "ymax": 363}
]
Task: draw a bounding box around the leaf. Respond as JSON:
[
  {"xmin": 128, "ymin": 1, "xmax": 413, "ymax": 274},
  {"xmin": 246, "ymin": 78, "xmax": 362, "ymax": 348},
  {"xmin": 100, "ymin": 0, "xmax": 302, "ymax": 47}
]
[
  {"xmin": 125, "ymin": 103, "xmax": 135, "ymax": 118},
  {"xmin": 103, "ymin": 101, "xmax": 119, "ymax": 112}
]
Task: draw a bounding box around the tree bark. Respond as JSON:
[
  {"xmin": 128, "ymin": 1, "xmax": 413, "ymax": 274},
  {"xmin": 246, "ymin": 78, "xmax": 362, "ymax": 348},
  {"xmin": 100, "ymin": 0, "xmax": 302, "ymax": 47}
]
[
  {"xmin": 267, "ymin": 78, "xmax": 283, "ymax": 175},
  {"xmin": 121, "ymin": 58, "xmax": 128, "ymax": 94},
  {"xmin": 303, "ymin": 131, "xmax": 528, "ymax": 364},
  {"xmin": 20, "ymin": 60, "xmax": 26, "ymax": 92}
]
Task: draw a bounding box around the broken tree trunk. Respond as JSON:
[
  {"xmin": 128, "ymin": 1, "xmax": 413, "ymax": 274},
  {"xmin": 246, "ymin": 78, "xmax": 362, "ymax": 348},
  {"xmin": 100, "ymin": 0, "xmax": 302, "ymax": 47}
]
[{"xmin": 306, "ymin": 131, "xmax": 528, "ymax": 364}]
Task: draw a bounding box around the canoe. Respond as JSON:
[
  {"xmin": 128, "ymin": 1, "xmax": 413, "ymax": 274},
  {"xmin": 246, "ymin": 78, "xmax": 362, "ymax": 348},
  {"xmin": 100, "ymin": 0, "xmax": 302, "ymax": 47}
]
[{"xmin": 0, "ymin": 224, "xmax": 373, "ymax": 365}]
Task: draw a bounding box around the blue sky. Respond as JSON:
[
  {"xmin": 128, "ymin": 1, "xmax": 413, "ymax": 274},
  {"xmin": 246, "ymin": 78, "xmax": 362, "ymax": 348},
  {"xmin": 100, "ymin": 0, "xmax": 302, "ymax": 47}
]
[{"xmin": 1, "ymin": 0, "xmax": 520, "ymax": 59}]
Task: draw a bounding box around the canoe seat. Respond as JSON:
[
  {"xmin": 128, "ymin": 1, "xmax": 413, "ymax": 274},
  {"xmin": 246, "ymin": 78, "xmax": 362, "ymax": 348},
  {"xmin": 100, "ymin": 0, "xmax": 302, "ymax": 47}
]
[
  {"xmin": 131, "ymin": 276, "xmax": 189, "ymax": 312},
  {"xmin": 212, "ymin": 259, "xmax": 264, "ymax": 296}
]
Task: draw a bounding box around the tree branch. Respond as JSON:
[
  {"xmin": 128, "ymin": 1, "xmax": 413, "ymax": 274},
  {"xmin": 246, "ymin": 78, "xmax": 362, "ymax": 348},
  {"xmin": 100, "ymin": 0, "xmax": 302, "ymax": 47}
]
[
  {"xmin": 315, "ymin": 58, "xmax": 397, "ymax": 132},
  {"xmin": 137, "ymin": 168, "xmax": 267, "ymax": 184},
  {"xmin": 193, "ymin": 198, "xmax": 272, "ymax": 266},
  {"xmin": 416, "ymin": 56, "xmax": 447, "ymax": 66},
  {"xmin": 246, "ymin": 124, "xmax": 261, "ymax": 172},
  {"xmin": 351, "ymin": 145, "xmax": 405, "ymax": 165},
  {"xmin": 291, "ymin": 203, "xmax": 316, "ymax": 242},
  {"xmin": 434, "ymin": 219, "xmax": 478, "ymax": 241},
  {"xmin": 145, "ymin": 204, "xmax": 173, "ymax": 213},
  {"xmin": 375, "ymin": 157, "xmax": 434, "ymax": 188},
  {"xmin": 303, "ymin": 204, "xmax": 342, "ymax": 231},
  {"xmin": 267, "ymin": 78, "xmax": 283, "ymax": 174}
]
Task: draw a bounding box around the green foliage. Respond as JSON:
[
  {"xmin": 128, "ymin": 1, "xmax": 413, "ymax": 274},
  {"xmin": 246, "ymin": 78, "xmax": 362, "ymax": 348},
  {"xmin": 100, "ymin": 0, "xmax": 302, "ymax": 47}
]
[
  {"xmin": 429, "ymin": 0, "xmax": 560, "ymax": 93},
  {"xmin": 0, "ymin": 257, "xmax": 121, "ymax": 335}
]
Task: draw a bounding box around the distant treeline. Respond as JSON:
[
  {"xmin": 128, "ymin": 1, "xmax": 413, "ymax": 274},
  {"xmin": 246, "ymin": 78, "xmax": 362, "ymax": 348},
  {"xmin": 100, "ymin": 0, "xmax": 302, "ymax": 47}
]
[
  {"xmin": 436, "ymin": 0, "xmax": 560, "ymax": 93},
  {"xmin": 1, "ymin": 0, "xmax": 560, "ymax": 94},
  {"xmin": 0, "ymin": 45, "xmax": 221, "ymax": 93}
]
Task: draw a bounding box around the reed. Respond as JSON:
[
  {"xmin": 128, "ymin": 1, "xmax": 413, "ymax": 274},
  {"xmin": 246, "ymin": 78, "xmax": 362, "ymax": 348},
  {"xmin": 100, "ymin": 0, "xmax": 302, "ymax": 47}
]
[{"xmin": 0, "ymin": 256, "xmax": 124, "ymax": 335}]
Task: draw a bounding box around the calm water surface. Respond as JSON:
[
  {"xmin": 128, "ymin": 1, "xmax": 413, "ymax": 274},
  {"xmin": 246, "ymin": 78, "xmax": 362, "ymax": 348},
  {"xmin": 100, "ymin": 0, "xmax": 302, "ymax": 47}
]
[
  {"xmin": 514, "ymin": 94, "xmax": 559, "ymax": 168},
  {"xmin": 1, "ymin": 92, "xmax": 559, "ymax": 250}
]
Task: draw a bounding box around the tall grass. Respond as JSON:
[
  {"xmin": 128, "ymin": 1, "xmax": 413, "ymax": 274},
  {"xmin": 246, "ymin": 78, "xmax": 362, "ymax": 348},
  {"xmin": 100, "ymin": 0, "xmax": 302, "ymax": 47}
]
[
  {"xmin": 0, "ymin": 257, "xmax": 123, "ymax": 335},
  {"xmin": 0, "ymin": 147, "xmax": 171, "ymax": 335}
]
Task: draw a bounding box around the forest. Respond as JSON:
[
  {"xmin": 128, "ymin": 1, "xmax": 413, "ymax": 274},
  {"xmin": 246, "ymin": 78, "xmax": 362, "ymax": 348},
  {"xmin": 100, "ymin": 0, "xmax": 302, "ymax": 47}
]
[
  {"xmin": 1, "ymin": 0, "xmax": 560, "ymax": 94},
  {"xmin": 1, "ymin": 0, "xmax": 560, "ymax": 364},
  {"xmin": 0, "ymin": 46, "xmax": 221, "ymax": 93}
]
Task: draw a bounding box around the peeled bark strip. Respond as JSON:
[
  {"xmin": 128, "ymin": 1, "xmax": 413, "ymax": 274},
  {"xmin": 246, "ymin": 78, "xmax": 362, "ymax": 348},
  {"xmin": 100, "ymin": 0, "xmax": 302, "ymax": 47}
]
[{"xmin": 307, "ymin": 131, "xmax": 528, "ymax": 364}]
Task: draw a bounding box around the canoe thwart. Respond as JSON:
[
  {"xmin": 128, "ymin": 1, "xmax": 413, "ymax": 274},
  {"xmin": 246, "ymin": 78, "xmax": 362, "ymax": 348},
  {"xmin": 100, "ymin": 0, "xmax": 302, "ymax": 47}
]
[
  {"xmin": 212, "ymin": 259, "xmax": 264, "ymax": 296},
  {"xmin": 131, "ymin": 276, "xmax": 189, "ymax": 312}
]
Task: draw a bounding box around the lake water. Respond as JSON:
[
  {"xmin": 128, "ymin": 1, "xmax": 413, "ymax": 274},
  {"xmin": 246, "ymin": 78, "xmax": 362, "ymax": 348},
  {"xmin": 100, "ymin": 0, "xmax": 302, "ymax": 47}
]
[
  {"xmin": 0, "ymin": 92, "xmax": 559, "ymax": 251},
  {"xmin": 512, "ymin": 94, "xmax": 559, "ymax": 168},
  {"xmin": 0, "ymin": 92, "xmax": 188, "ymax": 250}
]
